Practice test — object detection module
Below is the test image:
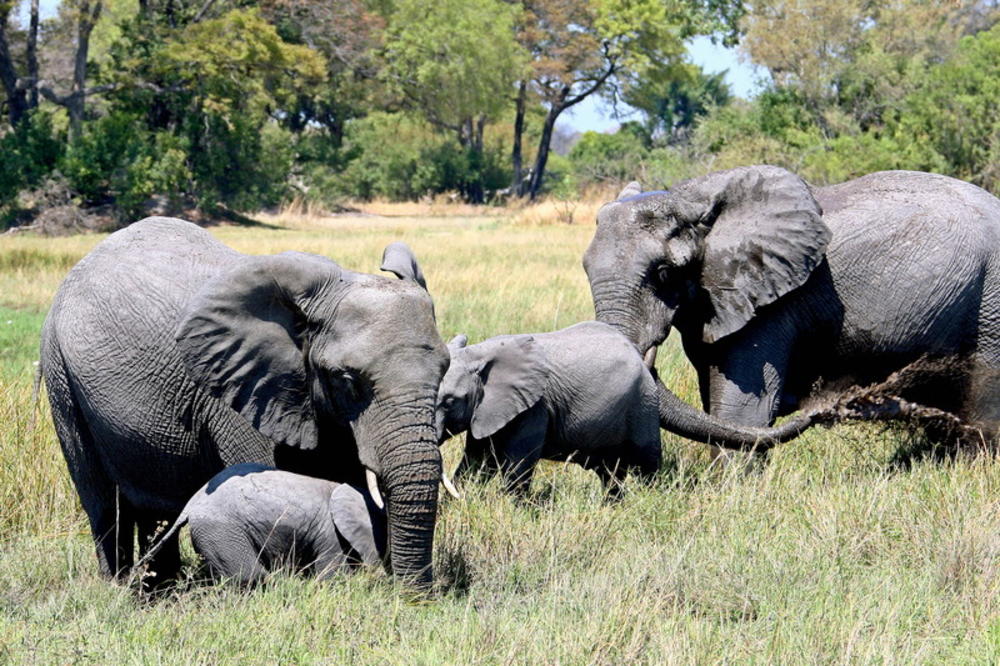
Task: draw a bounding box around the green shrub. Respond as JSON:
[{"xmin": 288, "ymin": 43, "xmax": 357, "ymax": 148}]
[
  {"xmin": 337, "ymin": 112, "xmax": 507, "ymax": 201},
  {"xmin": 0, "ymin": 112, "xmax": 64, "ymax": 213}
]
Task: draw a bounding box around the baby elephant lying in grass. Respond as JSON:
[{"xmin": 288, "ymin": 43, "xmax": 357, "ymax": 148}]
[
  {"xmin": 133, "ymin": 463, "xmax": 386, "ymax": 586},
  {"xmin": 435, "ymin": 321, "xmax": 661, "ymax": 495}
]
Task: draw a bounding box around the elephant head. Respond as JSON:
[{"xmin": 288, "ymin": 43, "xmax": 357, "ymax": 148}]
[
  {"xmin": 435, "ymin": 334, "xmax": 546, "ymax": 443},
  {"xmin": 584, "ymin": 165, "xmax": 830, "ymax": 351},
  {"xmin": 175, "ymin": 243, "xmax": 448, "ymax": 586},
  {"xmin": 583, "ymin": 165, "xmax": 832, "ymax": 446}
]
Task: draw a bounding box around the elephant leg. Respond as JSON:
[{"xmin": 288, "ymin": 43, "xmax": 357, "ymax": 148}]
[
  {"xmin": 137, "ymin": 515, "xmax": 182, "ymax": 588},
  {"xmin": 45, "ymin": 362, "xmax": 137, "ymax": 578},
  {"xmin": 456, "ymin": 435, "xmax": 501, "ymax": 480},
  {"xmin": 494, "ymin": 406, "xmax": 548, "ymax": 495},
  {"xmin": 591, "ymin": 458, "xmax": 628, "ymax": 499},
  {"xmin": 701, "ymin": 315, "xmax": 794, "ymax": 428},
  {"xmin": 190, "ymin": 523, "xmax": 268, "ymax": 587}
]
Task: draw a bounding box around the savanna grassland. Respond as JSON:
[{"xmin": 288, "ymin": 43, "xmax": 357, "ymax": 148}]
[{"xmin": 1, "ymin": 211, "xmax": 999, "ymax": 664}]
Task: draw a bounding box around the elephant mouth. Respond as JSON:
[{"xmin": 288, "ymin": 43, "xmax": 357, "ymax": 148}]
[{"xmin": 366, "ymin": 465, "xmax": 459, "ymax": 509}]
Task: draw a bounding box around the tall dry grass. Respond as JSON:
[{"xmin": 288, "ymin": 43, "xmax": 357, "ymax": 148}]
[{"xmin": 1, "ymin": 211, "xmax": 998, "ymax": 662}]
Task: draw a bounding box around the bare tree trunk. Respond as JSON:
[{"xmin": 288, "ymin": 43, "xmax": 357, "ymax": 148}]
[
  {"xmin": 0, "ymin": 6, "xmax": 28, "ymax": 126},
  {"xmin": 527, "ymin": 104, "xmax": 560, "ymax": 200},
  {"xmin": 68, "ymin": 0, "xmax": 103, "ymax": 143},
  {"xmin": 511, "ymin": 79, "xmax": 526, "ymax": 194},
  {"xmin": 27, "ymin": 0, "xmax": 39, "ymax": 109}
]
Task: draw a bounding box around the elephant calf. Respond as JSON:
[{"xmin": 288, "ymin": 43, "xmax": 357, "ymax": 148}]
[
  {"xmin": 435, "ymin": 321, "xmax": 661, "ymax": 495},
  {"xmin": 134, "ymin": 463, "xmax": 386, "ymax": 586}
]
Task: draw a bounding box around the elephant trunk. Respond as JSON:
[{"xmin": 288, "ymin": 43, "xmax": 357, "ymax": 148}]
[
  {"xmin": 651, "ymin": 369, "xmax": 814, "ymax": 449},
  {"xmin": 376, "ymin": 418, "xmax": 441, "ymax": 587},
  {"xmin": 590, "ymin": 277, "xmax": 673, "ymax": 356}
]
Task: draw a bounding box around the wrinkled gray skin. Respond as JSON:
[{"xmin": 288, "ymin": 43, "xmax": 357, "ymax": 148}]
[
  {"xmin": 134, "ymin": 463, "xmax": 386, "ymax": 585},
  {"xmin": 435, "ymin": 322, "xmax": 661, "ymax": 494},
  {"xmin": 41, "ymin": 218, "xmax": 449, "ymax": 587},
  {"xmin": 584, "ymin": 167, "xmax": 1000, "ymax": 441}
]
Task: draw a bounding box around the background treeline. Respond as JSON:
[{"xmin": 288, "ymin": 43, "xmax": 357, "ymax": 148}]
[{"xmin": 0, "ymin": 0, "xmax": 998, "ymax": 230}]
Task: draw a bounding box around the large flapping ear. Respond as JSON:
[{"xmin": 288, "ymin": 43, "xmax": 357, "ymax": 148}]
[
  {"xmin": 330, "ymin": 483, "xmax": 385, "ymax": 565},
  {"xmin": 670, "ymin": 165, "xmax": 830, "ymax": 344},
  {"xmin": 380, "ymin": 242, "xmax": 427, "ymax": 289},
  {"xmin": 175, "ymin": 252, "xmax": 341, "ymax": 450},
  {"xmin": 469, "ymin": 336, "xmax": 547, "ymax": 440}
]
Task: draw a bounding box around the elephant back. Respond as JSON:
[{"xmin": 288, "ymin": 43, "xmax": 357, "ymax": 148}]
[{"xmin": 44, "ymin": 217, "xmax": 270, "ymax": 513}]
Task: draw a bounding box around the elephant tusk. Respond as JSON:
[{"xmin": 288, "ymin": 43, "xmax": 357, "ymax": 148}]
[
  {"xmin": 441, "ymin": 469, "xmax": 462, "ymax": 501},
  {"xmin": 643, "ymin": 345, "xmax": 659, "ymax": 369},
  {"xmin": 365, "ymin": 469, "xmax": 385, "ymax": 510}
]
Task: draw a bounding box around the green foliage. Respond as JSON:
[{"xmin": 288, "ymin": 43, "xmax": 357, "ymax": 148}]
[
  {"xmin": 382, "ymin": 0, "xmax": 526, "ymax": 129},
  {"xmin": 0, "ymin": 112, "xmax": 63, "ymax": 212},
  {"xmin": 899, "ymin": 24, "xmax": 1000, "ymax": 193},
  {"xmin": 625, "ymin": 64, "xmax": 732, "ymax": 144},
  {"xmin": 337, "ymin": 113, "xmax": 508, "ymax": 201},
  {"xmin": 566, "ymin": 130, "xmax": 649, "ymax": 187}
]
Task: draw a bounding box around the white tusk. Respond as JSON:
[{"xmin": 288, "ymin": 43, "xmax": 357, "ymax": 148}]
[
  {"xmin": 441, "ymin": 469, "xmax": 462, "ymax": 500},
  {"xmin": 643, "ymin": 345, "xmax": 658, "ymax": 369},
  {"xmin": 366, "ymin": 469, "xmax": 385, "ymax": 510}
]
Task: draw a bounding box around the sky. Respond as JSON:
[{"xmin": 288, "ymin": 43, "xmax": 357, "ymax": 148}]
[{"xmin": 560, "ymin": 35, "xmax": 763, "ymax": 134}]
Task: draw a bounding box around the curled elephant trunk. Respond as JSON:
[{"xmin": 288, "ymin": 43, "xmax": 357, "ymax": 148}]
[{"xmin": 649, "ymin": 355, "xmax": 814, "ymax": 450}]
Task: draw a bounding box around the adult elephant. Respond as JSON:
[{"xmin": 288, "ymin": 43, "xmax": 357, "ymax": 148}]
[
  {"xmin": 41, "ymin": 218, "xmax": 449, "ymax": 587},
  {"xmin": 584, "ymin": 166, "xmax": 1000, "ymax": 441}
]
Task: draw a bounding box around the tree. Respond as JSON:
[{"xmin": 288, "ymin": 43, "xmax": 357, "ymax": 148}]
[
  {"xmin": 624, "ymin": 63, "xmax": 731, "ymax": 145},
  {"xmin": 516, "ymin": 0, "xmax": 744, "ymax": 199},
  {"xmin": 741, "ymin": 0, "xmax": 999, "ymax": 132},
  {"xmin": 899, "ymin": 23, "xmax": 1000, "ymax": 193},
  {"xmin": 381, "ymin": 0, "xmax": 527, "ymax": 202},
  {"xmin": 0, "ymin": 0, "xmax": 42, "ymax": 127},
  {"xmin": 260, "ymin": 0, "xmax": 385, "ymax": 144}
]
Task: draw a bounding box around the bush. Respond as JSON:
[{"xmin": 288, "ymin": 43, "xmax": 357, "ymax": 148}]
[
  {"xmin": 0, "ymin": 112, "xmax": 63, "ymax": 219},
  {"xmin": 336, "ymin": 112, "xmax": 507, "ymax": 201}
]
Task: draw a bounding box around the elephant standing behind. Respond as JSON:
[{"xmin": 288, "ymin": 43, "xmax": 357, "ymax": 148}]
[
  {"xmin": 42, "ymin": 218, "xmax": 448, "ymax": 586},
  {"xmin": 584, "ymin": 167, "xmax": 1000, "ymax": 440}
]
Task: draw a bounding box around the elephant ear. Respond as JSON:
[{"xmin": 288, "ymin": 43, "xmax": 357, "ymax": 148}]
[
  {"xmin": 330, "ymin": 483, "xmax": 385, "ymax": 565},
  {"xmin": 617, "ymin": 181, "xmax": 643, "ymax": 201},
  {"xmin": 469, "ymin": 336, "xmax": 547, "ymax": 440},
  {"xmin": 380, "ymin": 242, "xmax": 427, "ymax": 289},
  {"xmin": 175, "ymin": 252, "xmax": 341, "ymax": 450},
  {"xmin": 672, "ymin": 165, "xmax": 831, "ymax": 344}
]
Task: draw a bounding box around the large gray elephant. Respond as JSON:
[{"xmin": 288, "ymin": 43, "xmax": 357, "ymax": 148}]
[
  {"xmin": 41, "ymin": 218, "xmax": 449, "ymax": 587},
  {"xmin": 584, "ymin": 166, "xmax": 1000, "ymax": 439}
]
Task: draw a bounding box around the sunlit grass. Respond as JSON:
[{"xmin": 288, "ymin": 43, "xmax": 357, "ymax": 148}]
[{"xmin": 1, "ymin": 213, "xmax": 999, "ymax": 662}]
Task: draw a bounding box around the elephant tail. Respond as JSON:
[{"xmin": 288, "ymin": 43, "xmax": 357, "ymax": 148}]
[
  {"xmin": 127, "ymin": 506, "xmax": 192, "ymax": 587},
  {"xmin": 28, "ymin": 359, "xmax": 42, "ymax": 432}
]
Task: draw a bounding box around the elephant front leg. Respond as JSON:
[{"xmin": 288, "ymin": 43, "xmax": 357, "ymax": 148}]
[{"xmin": 494, "ymin": 406, "xmax": 548, "ymax": 496}]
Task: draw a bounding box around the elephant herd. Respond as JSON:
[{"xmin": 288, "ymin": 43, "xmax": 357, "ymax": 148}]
[{"xmin": 39, "ymin": 165, "xmax": 1000, "ymax": 589}]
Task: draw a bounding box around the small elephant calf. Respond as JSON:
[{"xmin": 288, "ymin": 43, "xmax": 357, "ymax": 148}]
[
  {"xmin": 134, "ymin": 463, "xmax": 386, "ymax": 586},
  {"xmin": 436, "ymin": 321, "xmax": 661, "ymax": 495}
]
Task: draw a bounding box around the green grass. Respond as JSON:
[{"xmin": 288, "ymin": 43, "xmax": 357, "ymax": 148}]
[{"xmin": 1, "ymin": 214, "xmax": 999, "ymax": 663}]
